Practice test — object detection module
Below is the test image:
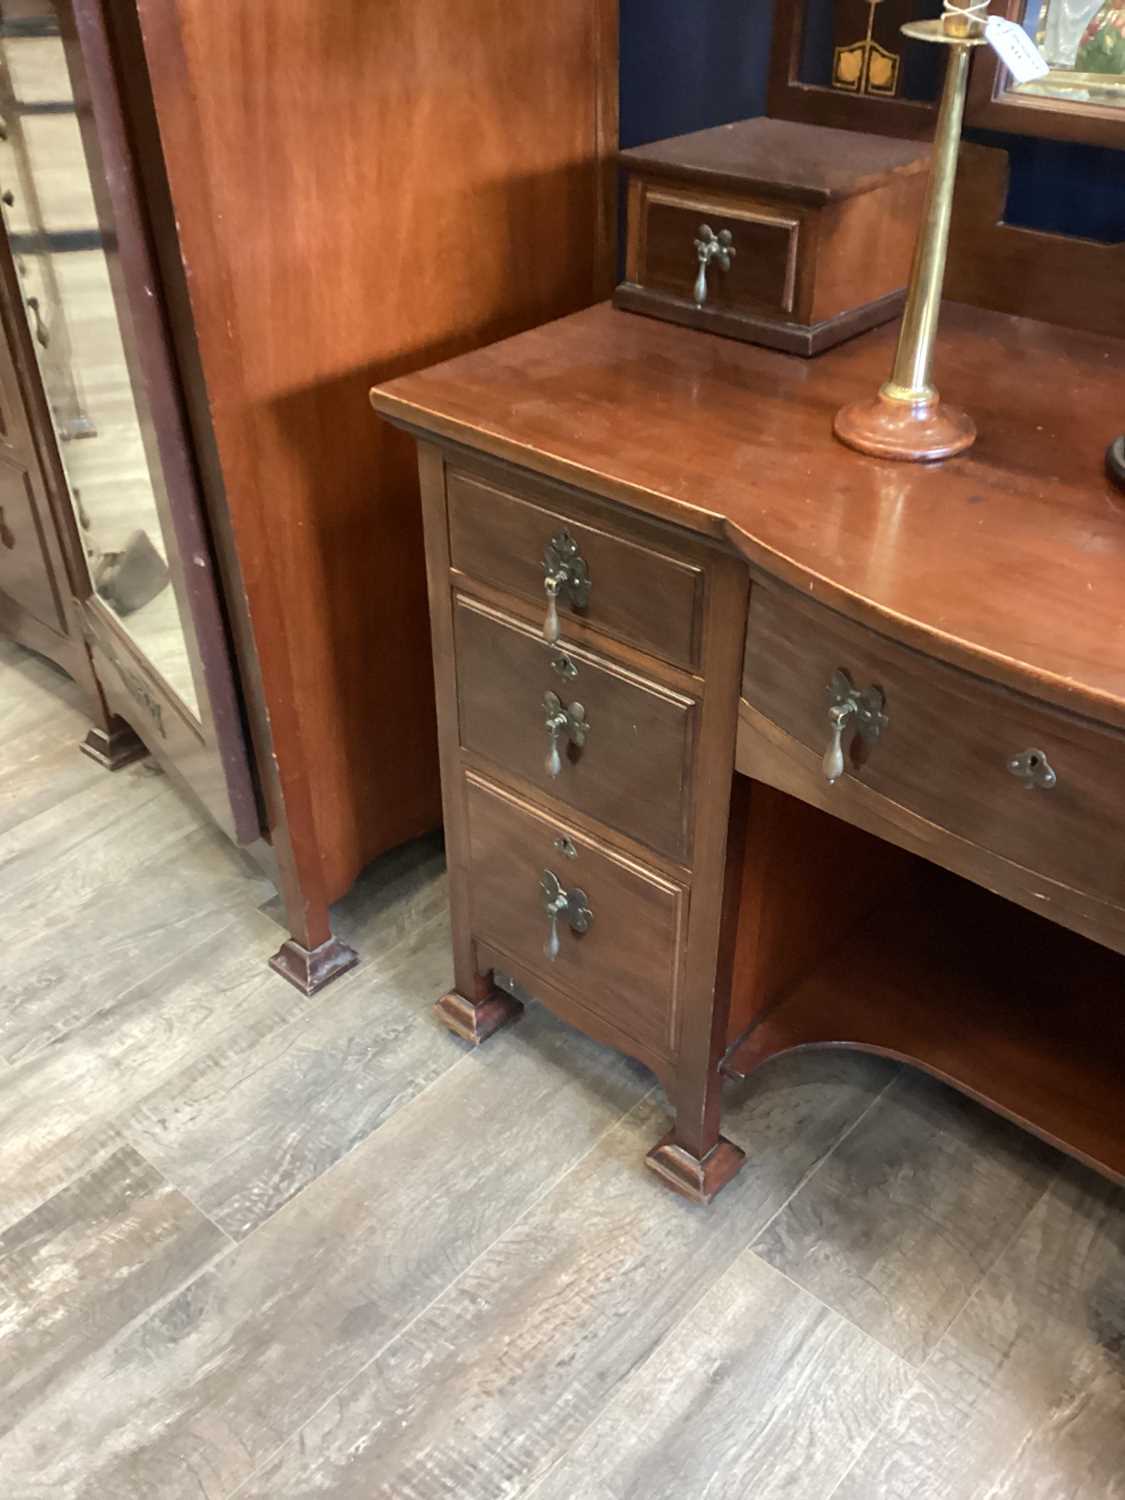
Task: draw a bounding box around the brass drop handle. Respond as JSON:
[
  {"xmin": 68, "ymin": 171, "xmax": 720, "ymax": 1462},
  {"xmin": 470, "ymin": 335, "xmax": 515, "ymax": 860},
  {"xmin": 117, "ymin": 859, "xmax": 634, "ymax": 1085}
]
[
  {"xmin": 822, "ymin": 668, "xmax": 888, "ymax": 785},
  {"xmin": 1008, "ymin": 748, "xmax": 1056, "ymax": 790},
  {"xmin": 542, "ymin": 529, "xmax": 591, "ymax": 643},
  {"xmin": 543, "ymin": 690, "xmax": 588, "ymax": 778},
  {"xmin": 540, "ymin": 869, "xmax": 593, "ymax": 961},
  {"xmin": 693, "ymin": 224, "xmax": 736, "ymax": 308}
]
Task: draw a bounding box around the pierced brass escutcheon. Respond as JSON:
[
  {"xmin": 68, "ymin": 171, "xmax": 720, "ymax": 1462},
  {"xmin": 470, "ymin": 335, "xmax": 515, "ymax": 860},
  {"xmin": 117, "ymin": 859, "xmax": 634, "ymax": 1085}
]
[
  {"xmin": 1008, "ymin": 748, "xmax": 1056, "ymax": 790},
  {"xmin": 542, "ymin": 530, "xmax": 591, "ymax": 643},
  {"xmin": 540, "ymin": 869, "xmax": 593, "ymax": 961},
  {"xmin": 822, "ymin": 668, "xmax": 888, "ymax": 784},
  {"xmin": 543, "ymin": 690, "xmax": 589, "ymax": 778}
]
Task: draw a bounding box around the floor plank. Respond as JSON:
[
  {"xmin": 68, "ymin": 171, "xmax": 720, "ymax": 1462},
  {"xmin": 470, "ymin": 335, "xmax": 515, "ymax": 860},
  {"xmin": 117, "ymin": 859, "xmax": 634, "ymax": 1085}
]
[
  {"xmin": 0, "ymin": 818, "xmax": 273, "ymax": 1064},
  {"xmin": 751, "ymin": 1071, "xmax": 1056, "ymax": 1364},
  {"xmin": 234, "ymin": 1052, "xmax": 898, "ymax": 1500},
  {"xmin": 0, "ymin": 1008, "xmax": 650, "ymax": 1500},
  {"xmin": 0, "ymin": 756, "xmax": 166, "ymax": 894},
  {"xmin": 0, "ymin": 1136, "xmax": 227, "ymax": 1436},
  {"xmin": 0, "ymin": 911, "xmax": 303, "ymax": 1235},
  {"xmin": 121, "ymin": 848, "xmax": 454, "ymax": 1238},
  {"xmin": 833, "ymin": 1162, "xmax": 1125, "ymax": 1500},
  {"xmin": 529, "ymin": 1249, "xmax": 911, "ymax": 1500}
]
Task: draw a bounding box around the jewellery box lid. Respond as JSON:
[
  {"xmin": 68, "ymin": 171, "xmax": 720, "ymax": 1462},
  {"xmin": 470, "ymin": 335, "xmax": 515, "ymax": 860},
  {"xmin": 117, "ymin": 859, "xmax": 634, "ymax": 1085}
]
[{"xmin": 619, "ymin": 117, "xmax": 932, "ymax": 207}]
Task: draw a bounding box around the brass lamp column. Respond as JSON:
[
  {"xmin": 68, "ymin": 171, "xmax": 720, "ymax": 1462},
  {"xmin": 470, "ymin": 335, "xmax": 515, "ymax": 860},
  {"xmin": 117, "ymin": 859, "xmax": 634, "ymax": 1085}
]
[{"xmin": 835, "ymin": 1, "xmax": 988, "ymax": 462}]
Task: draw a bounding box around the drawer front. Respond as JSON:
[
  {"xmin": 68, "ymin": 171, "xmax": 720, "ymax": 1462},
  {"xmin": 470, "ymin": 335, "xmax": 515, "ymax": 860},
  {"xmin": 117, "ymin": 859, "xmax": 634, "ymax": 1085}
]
[
  {"xmin": 638, "ymin": 185, "xmax": 801, "ymax": 319},
  {"xmin": 447, "ymin": 469, "xmax": 705, "ymax": 671},
  {"xmin": 465, "ymin": 773, "xmax": 686, "ymax": 1058},
  {"xmin": 744, "ymin": 582, "xmax": 1125, "ymax": 906},
  {"xmin": 455, "ymin": 595, "xmax": 696, "ymax": 861}
]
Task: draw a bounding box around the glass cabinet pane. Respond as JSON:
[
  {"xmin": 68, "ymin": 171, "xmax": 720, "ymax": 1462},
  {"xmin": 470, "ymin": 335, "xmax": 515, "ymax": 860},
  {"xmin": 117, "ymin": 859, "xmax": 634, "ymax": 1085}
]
[{"xmin": 0, "ymin": 1, "xmax": 200, "ymax": 715}]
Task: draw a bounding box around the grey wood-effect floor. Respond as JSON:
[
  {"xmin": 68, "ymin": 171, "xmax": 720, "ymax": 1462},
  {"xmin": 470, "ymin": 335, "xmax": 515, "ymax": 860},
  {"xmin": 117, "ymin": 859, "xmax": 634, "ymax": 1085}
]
[{"xmin": 2, "ymin": 638, "xmax": 1124, "ymax": 1500}]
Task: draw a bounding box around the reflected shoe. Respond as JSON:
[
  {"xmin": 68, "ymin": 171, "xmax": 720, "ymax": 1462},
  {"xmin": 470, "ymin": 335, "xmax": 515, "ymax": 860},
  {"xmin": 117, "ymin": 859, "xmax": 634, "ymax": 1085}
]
[{"xmin": 92, "ymin": 529, "xmax": 171, "ymax": 615}]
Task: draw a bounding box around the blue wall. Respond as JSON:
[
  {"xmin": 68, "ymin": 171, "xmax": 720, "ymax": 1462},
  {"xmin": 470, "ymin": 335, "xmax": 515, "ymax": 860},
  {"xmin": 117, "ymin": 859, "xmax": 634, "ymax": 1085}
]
[{"xmin": 619, "ymin": 0, "xmax": 1125, "ymax": 243}]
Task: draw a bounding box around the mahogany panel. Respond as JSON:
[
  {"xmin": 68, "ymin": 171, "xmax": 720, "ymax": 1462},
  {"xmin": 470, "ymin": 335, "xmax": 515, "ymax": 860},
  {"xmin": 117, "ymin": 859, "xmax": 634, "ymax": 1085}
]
[
  {"xmin": 447, "ymin": 468, "xmax": 705, "ymax": 672},
  {"xmin": 464, "ymin": 770, "xmax": 687, "ymax": 1061},
  {"xmin": 947, "ymin": 144, "xmax": 1125, "ymax": 340},
  {"xmin": 454, "ymin": 594, "xmax": 697, "ymax": 862},
  {"xmin": 134, "ymin": 0, "xmax": 618, "ymax": 905}
]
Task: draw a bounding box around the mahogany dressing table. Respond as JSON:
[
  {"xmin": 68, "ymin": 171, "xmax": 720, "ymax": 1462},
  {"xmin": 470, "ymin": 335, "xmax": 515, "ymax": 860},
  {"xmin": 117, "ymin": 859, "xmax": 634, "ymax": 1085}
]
[{"xmin": 371, "ymin": 296, "xmax": 1125, "ymax": 1203}]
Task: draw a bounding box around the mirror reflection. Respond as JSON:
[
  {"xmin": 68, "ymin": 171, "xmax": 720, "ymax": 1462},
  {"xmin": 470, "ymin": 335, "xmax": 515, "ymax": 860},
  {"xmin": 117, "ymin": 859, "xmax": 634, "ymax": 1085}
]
[
  {"xmin": 1017, "ymin": 0, "xmax": 1125, "ymax": 106},
  {"xmin": 0, "ymin": 3, "xmax": 199, "ymax": 715}
]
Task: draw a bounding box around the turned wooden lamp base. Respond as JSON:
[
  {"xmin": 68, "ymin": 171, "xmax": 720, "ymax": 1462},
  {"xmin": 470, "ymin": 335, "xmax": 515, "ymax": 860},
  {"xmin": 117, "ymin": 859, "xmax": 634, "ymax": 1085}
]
[
  {"xmin": 835, "ymin": 388, "xmax": 976, "ymax": 463},
  {"xmin": 1108, "ymin": 435, "xmax": 1125, "ymax": 490}
]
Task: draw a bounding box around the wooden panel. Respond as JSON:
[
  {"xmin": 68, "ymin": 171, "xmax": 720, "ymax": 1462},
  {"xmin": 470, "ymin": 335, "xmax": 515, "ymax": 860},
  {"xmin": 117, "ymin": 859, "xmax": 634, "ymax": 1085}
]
[
  {"xmin": 948, "ymin": 143, "xmax": 1125, "ymax": 339},
  {"xmin": 454, "ymin": 594, "xmax": 697, "ymax": 861},
  {"xmin": 465, "ymin": 771, "xmax": 686, "ymax": 1059},
  {"xmin": 743, "ymin": 578, "xmax": 1125, "ymax": 909},
  {"xmin": 134, "ymin": 0, "xmax": 619, "ymax": 906},
  {"xmin": 448, "ymin": 468, "xmax": 705, "ymax": 671},
  {"xmin": 642, "ymin": 188, "xmax": 800, "ymax": 316}
]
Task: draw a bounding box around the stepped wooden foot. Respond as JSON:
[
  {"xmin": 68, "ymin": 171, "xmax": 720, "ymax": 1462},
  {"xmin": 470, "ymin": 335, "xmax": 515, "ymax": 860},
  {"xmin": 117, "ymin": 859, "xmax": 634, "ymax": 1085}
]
[
  {"xmin": 270, "ymin": 935, "xmax": 358, "ymax": 996},
  {"xmin": 435, "ymin": 987, "xmax": 523, "ymax": 1045},
  {"xmin": 645, "ymin": 1130, "xmax": 746, "ymax": 1205},
  {"xmin": 80, "ymin": 717, "xmax": 146, "ymax": 771}
]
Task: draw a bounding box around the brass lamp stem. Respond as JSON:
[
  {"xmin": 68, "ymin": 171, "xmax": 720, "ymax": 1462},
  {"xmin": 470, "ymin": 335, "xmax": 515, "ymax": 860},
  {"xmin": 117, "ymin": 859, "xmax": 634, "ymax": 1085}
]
[
  {"xmin": 833, "ymin": 6, "xmax": 987, "ymax": 464},
  {"xmin": 883, "ymin": 42, "xmax": 971, "ymax": 405}
]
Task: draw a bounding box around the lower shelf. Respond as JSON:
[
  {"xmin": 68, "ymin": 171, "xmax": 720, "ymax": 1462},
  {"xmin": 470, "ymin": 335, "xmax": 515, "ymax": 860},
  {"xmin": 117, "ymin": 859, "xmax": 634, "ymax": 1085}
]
[{"xmin": 723, "ymin": 868, "xmax": 1125, "ymax": 1184}]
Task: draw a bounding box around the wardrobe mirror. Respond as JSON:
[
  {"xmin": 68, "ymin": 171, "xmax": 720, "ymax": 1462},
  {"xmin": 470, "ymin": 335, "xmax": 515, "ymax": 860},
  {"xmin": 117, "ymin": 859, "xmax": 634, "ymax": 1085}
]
[{"xmin": 0, "ymin": 0, "xmax": 199, "ymax": 714}]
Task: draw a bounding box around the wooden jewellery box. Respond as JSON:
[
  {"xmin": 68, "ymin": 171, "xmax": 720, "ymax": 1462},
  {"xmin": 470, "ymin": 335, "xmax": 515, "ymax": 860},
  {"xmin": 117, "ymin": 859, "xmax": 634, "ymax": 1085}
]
[{"xmin": 615, "ymin": 117, "xmax": 931, "ymax": 356}]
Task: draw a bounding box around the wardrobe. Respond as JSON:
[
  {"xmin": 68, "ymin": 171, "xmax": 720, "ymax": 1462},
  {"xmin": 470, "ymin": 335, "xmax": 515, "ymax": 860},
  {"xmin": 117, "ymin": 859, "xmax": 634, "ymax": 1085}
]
[{"xmin": 0, "ymin": 0, "xmax": 618, "ymax": 990}]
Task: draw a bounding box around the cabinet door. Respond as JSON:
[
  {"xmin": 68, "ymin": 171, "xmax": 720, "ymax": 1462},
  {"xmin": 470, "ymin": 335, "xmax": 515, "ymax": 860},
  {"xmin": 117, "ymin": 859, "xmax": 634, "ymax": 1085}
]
[{"xmin": 0, "ymin": 0, "xmax": 258, "ymax": 843}]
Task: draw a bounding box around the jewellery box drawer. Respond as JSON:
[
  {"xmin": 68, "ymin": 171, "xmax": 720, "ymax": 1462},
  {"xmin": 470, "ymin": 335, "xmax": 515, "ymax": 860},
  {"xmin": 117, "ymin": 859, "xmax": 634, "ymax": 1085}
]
[
  {"xmin": 465, "ymin": 772, "xmax": 686, "ymax": 1059},
  {"xmin": 634, "ymin": 187, "xmax": 801, "ymax": 320},
  {"xmin": 447, "ymin": 468, "xmax": 705, "ymax": 671},
  {"xmin": 455, "ymin": 595, "xmax": 697, "ymax": 862},
  {"xmin": 744, "ymin": 581, "xmax": 1125, "ymax": 907}
]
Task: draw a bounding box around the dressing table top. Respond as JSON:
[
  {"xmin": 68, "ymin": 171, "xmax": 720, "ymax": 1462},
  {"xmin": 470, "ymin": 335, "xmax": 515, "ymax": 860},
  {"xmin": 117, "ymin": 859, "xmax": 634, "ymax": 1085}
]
[{"xmin": 372, "ymin": 302, "xmax": 1125, "ymax": 728}]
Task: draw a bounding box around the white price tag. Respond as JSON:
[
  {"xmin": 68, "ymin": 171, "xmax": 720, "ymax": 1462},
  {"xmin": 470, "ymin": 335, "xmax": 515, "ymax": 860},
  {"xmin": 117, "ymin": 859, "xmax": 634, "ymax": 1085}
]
[{"xmin": 983, "ymin": 17, "xmax": 1051, "ymax": 84}]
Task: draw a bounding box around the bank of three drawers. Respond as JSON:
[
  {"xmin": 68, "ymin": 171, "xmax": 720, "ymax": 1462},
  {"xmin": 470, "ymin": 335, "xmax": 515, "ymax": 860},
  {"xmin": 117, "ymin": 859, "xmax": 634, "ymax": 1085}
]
[{"xmin": 420, "ymin": 450, "xmax": 747, "ymax": 1081}]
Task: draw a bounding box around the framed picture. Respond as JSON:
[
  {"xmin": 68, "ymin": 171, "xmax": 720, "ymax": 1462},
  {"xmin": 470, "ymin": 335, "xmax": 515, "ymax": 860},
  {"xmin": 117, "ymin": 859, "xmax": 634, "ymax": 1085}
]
[
  {"xmin": 967, "ymin": 0, "xmax": 1125, "ymax": 145},
  {"xmin": 769, "ymin": 0, "xmax": 947, "ymax": 137}
]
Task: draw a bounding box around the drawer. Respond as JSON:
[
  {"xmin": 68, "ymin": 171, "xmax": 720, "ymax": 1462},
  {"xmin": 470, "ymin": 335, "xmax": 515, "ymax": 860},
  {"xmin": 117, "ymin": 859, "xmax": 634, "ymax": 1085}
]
[
  {"xmin": 636, "ymin": 185, "xmax": 801, "ymax": 320},
  {"xmin": 465, "ymin": 772, "xmax": 686, "ymax": 1059},
  {"xmin": 744, "ymin": 582, "xmax": 1125, "ymax": 908},
  {"xmin": 455, "ymin": 595, "xmax": 696, "ymax": 862},
  {"xmin": 447, "ymin": 468, "xmax": 705, "ymax": 671}
]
